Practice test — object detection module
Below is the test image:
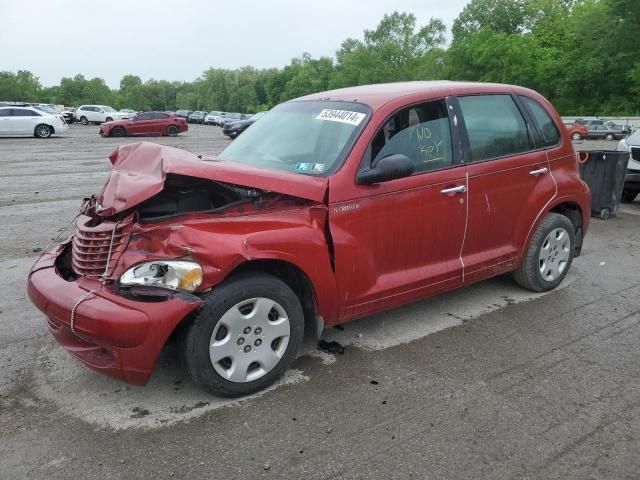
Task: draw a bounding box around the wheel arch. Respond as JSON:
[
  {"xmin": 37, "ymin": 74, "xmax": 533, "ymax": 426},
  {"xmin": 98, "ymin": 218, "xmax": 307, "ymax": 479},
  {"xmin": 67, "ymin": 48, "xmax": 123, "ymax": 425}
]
[{"xmin": 229, "ymin": 259, "xmax": 324, "ymax": 339}]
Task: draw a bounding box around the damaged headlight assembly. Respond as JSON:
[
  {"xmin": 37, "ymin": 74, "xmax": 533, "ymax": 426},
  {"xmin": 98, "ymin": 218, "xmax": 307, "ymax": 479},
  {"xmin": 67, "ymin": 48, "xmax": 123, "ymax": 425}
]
[{"xmin": 119, "ymin": 260, "xmax": 203, "ymax": 292}]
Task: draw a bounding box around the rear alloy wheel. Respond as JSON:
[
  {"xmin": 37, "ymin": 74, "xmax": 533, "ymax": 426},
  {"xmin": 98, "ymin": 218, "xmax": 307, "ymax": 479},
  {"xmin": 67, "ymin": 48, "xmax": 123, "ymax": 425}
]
[
  {"xmin": 180, "ymin": 273, "xmax": 304, "ymax": 397},
  {"xmin": 80, "ymin": 116, "xmax": 88, "ymax": 125},
  {"xmin": 513, "ymin": 213, "xmax": 576, "ymax": 292},
  {"xmin": 34, "ymin": 124, "xmax": 52, "ymax": 138},
  {"xmin": 167, "ymin": 125, "xmax": 179, "ymax": 136},
  {"xmin": 105, "ymin": 117, "xmax": 113, "ymax": 122},
  {"xmin": 571, "ymin": 132, "xmax": 582, "ymax": 141},
  {"xmin": 111, "ymin": 126, "xmax": 126, "ymax": 137},
  {"xmin": 605, "ymin": 133, "xmax": 615, "ymax": 141}
]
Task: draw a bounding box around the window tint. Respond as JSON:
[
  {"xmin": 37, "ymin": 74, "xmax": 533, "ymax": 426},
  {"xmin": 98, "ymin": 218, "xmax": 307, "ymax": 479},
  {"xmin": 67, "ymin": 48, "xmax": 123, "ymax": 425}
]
[
  {"xmin": 521, "ymin": 96, "xmax": 560, "ymax": 147},
  {"xmin": 370, "ymin": 100, "xmax": 453, "ymax": 173},
  {"xmin": 458, "ymin": 95, "xmax": 530, "ymax": 162},
  {"xmin": 14, "ymin": 108, "xmax": 40, "ymax": 117},
  {"xmin": 152, "ymin": 112, "xmax": 168, "ymax": 119}
]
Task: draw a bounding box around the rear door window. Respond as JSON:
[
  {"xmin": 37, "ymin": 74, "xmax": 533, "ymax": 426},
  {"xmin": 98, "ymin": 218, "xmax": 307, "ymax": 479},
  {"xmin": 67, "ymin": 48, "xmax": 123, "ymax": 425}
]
[
  {"xmin": 520, "ymin": 96, "xmax": 560, "ymax": 147},
  {"xmin": 458, "ymin": 95, "xmax": 530, "ymax": 162}
]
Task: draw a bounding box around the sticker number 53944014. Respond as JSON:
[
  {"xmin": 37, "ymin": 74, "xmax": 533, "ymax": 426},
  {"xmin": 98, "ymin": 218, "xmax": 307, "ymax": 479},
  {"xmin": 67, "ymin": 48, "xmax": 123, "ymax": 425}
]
[{"xmin": 315, "ymin": 109, "xmax": 366, "ymax": 126}]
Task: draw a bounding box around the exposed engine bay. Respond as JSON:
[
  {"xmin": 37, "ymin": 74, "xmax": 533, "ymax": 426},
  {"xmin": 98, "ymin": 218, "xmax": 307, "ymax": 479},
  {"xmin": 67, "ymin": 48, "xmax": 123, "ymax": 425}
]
[{"xmin": 136, "ymin": 174, "xmax": 268, "ymax": 223}]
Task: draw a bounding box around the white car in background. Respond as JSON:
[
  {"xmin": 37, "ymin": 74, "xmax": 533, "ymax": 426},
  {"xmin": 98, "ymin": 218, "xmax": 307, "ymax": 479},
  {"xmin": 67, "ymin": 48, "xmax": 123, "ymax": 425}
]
[
  {"xmin": 118, "ymin": 109, "xmax": 137, "ymax": 118},
  {"xmin": 0, "ymin": 106, "xmax": 68, "ymax": 138},
  {"xmin": 617, "ymin": 133, "xmax": 640, "ymax": 203},
  {"xmin": 74, "ymin": 105, "xmax": 128, "ymax": 125},
  {"xmin": 205, "ymin": 111, "xmax": 225, "ymax": 125}
]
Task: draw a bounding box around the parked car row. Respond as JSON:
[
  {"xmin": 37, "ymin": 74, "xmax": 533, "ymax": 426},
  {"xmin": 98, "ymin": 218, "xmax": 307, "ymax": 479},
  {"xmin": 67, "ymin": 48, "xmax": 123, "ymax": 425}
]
[
  {"xmin": 570, "ymin": 118, "xmax": 631, "ymax": 140},
  {"xmin": 222, "ymin": 111, "xmax": 266, "ymax": 138}
]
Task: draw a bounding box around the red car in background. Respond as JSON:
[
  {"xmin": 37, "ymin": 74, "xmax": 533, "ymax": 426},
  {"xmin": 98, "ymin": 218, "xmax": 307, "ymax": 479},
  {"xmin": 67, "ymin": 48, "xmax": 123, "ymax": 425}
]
[
  {"xmin": 99, "ymin": 111, "xmax": 188, "ymax": 137},
  {"xmin": 567, "ymin": 123, "xmax": 588, "ymax": 140}
]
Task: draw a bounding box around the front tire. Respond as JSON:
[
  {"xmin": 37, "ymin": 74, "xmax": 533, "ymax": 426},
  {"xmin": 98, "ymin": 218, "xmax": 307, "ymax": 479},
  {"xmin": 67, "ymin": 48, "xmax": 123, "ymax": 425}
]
[
  {"xmin": 34, "ymin": 124, "xmax": 52, "ymax": 138},
  {"xmin": 180, "ymin": 273, "xmax": 304, "ymax": 397},
  {"xmin": 571, "ymin": 132, "xmax": 582, "ymax": 141},
  {"xmin": 513, "ymin": 213, "xmax": 576, "ymax": 292},
  {"xmin": 105, "ymin": 117, "xmax": 113, "ymax": 122},
  {"xmin": 605, "ymin": 133, "xmax": 615, "ymax": 141},
  {"xmin": 111, "ymin": 126, "xmax": 126, "ymax": 137}
]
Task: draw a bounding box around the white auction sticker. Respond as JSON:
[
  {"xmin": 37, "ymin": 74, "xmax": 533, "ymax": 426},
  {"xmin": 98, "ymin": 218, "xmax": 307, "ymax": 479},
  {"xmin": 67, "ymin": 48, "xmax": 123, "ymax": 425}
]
[{"xmin": 315, "ymin": 109, "xmax": 366, "ymax": 126}]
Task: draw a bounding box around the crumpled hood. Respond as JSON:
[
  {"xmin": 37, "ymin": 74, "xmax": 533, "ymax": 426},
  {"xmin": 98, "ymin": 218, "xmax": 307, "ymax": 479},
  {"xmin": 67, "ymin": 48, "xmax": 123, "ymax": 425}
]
[{"xmin": 97, "ymin": 142, "xmax": 328, "ymax": 216}]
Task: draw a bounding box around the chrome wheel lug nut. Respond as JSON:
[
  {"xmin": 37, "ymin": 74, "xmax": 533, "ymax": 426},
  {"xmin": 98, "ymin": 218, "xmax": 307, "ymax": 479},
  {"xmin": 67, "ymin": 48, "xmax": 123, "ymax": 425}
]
[
  {"xmin": 244, "ymin": 345, "xmax": 251, "ymax": 353},
  {"xmin": 255, "ymin": 339, "xmax": 262, "ymax": 347},
  {"xmin": 237, "ymin": 337, "xmax": 245, "ymax": 345},
  {"xmin": 255, "ymin": 327, "xmax": 262, "ymax": 335},
  {"xmin": 243, "ymin": 326, "xmax": 252, "ymax": 334}
]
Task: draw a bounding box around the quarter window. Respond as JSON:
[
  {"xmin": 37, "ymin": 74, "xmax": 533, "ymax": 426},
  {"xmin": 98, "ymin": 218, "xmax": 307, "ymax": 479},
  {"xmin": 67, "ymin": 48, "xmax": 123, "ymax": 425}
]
[
  {"xmin": 370, "ymin": 99, "xmax": 453, "ymax": 173},
  {"xmin": 458, "ymin": 95, "xmax": 530, "ymax": 162},
  {"xmin": 520, "ymin": 96, "xmax": 560, "ymax": 147}
]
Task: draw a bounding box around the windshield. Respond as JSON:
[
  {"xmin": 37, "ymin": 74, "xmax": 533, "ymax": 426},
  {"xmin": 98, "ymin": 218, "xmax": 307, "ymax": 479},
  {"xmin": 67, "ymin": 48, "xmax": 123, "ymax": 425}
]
[
  {"xmin": 218, "ymin": 101, "xmax": 370, "ymax": 176},
  {"xmin": 102, "ymin": 106, "xmax": 116, "ymax": 112}
]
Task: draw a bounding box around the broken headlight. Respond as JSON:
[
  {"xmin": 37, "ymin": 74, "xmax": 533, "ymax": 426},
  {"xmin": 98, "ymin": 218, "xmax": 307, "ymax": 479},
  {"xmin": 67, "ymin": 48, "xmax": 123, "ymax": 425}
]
[{"xmin": 119, "ymin": 260, "xmax": 203, "ymax": 292}]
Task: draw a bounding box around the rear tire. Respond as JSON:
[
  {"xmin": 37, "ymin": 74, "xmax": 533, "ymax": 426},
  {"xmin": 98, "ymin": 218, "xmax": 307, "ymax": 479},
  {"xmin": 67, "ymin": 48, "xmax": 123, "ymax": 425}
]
[
  {"xmin": 80, "ymin": 116, "xmax": 88, "ymax": 125},
  {"xmin": 571, "ymin": 132, "xmax": 582, "ymax": 141},
  {"xmin": 180, "ymin": 273, "xmax": 304, "ymax": 397},
  {"xmin": 513, "ymin": 213, "xmax": 576, "ymax": 292},
  {"xmin": 605, "ymin": 133, "xmax": 615, "ymax": 141},
  {"xmin": 167, "ymin": 125, "xmax": 179, "ymax": 136},
  {"xmin": 34, "ymin": 124, "xmax": 52, "ymax": 138}
]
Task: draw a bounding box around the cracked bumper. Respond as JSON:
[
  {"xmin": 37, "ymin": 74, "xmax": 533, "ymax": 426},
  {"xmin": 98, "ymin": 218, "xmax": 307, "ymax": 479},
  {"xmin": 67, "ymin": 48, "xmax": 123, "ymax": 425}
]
[{"xmin": 27, "ymin": 243, "xmax": 203, "ymax": 385}]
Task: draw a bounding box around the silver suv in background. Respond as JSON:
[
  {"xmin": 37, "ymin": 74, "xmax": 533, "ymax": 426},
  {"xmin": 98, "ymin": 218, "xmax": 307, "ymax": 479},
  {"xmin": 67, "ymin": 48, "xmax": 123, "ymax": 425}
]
[{"xmin": 617, "ymin": 132, "xmax": 640, "ymax": 202}]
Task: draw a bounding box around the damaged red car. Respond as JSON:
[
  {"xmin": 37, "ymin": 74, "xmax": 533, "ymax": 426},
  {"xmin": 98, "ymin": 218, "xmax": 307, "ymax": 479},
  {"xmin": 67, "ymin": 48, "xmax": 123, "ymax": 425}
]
[
  {"xmin": 99, "ymin": 111, "xmax": 188, "ymax": 137},
  {"xmin": 27, "ymin": 82, "xmax": 591, "ymax": 397}
]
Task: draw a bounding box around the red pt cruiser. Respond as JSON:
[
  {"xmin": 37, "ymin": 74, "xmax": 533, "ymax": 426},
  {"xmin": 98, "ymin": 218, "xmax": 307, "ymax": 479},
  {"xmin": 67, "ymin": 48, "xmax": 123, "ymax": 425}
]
[
  {"xmin": 28, "ymin": 82, "xmax": 591, "ymax": 396},
  {"xmin": 99, "ymin": 111, "xmax": 188, "ymax": 137}
]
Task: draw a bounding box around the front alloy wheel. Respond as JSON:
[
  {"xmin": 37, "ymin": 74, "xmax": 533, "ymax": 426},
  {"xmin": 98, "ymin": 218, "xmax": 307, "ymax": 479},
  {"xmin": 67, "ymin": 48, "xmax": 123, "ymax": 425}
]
[{"xmin": 34, "ymin": 124, "xmax": 52, "ymax": 138}]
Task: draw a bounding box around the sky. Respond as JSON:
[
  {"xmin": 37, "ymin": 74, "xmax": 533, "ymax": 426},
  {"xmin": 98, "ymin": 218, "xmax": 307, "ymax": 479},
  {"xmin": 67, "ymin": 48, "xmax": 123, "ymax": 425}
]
[{"xmin": 0, "ymin": 0, "xmax": 470, "ymax": 89}]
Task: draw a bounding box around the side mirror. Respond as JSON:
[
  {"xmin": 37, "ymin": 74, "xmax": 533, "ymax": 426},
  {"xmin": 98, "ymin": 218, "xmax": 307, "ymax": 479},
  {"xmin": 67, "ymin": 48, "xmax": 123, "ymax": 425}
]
[{"xmin": 356, "ymin": 154, "xmax": 414, "ymax": 185}]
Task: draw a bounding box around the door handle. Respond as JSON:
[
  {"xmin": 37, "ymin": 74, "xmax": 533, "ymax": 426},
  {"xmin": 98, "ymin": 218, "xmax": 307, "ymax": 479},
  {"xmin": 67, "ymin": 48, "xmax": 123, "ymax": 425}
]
[
  {"xmin": 440, "ymin": 185, "xmax": 467, "ymax": 194},
  {"xmin": 529, "ymin": 167, "xmax": 549, "ymax": 176}
]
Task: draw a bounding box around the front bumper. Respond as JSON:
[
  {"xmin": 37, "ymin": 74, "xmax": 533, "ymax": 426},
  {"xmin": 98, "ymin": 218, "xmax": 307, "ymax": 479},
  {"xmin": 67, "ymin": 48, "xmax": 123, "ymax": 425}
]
[
  {"xmin": 625, "ymin": 171, "xmax": 640, "ymax": 190},
  {"xmin": 27, "ymin": 243, "xmax": 203, "ymax": 385}
]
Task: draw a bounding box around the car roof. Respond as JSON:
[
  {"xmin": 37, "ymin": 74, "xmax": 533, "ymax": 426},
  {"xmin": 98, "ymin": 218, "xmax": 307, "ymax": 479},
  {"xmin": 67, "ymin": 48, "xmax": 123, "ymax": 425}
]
[{"xmin": 293, "ymin": 81, "xmax": 535, "ymax": 110}]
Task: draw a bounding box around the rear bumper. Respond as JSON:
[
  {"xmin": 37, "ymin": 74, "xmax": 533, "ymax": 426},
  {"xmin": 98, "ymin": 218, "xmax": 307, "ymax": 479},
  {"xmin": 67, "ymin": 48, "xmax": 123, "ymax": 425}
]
[{"xmin": 27, "ymin": 243, "xmax": 203, "ymax": 385}]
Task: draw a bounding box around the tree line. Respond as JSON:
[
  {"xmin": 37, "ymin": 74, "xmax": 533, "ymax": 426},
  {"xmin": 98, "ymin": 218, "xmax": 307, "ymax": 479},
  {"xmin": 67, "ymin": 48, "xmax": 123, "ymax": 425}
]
[{"xmin": 2, "ymin": 0, "xmax": 639, "ymax": 116}]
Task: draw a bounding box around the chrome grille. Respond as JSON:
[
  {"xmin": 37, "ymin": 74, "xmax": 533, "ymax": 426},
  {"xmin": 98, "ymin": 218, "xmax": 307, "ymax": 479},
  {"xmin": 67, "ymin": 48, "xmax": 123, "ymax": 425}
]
[
  {"xmin": 71, "ymin": 213, "xmax": 133, "ymax": 278},
  {"xmin": 631, "ymin": 147, "xmax": 640, "ymax": 161}
]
